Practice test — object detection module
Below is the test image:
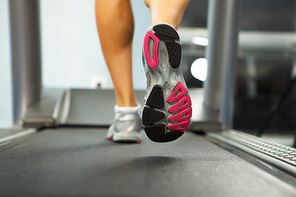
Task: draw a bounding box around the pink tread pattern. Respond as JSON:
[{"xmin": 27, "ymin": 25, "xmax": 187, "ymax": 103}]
[
  {"xmin": 168, "ymin": 120, "xmax": 190, "ymax": 131},
  {"xmin": 143, "ymin": 31, "xmax": 160, "ymax": 69},
  {"xmin": 167, "ymin": 82, "xmax": 188, "ymax": 103},
  {"xmin": 167, "ymin": 82, "xmax": 192, "ymax": 131}
]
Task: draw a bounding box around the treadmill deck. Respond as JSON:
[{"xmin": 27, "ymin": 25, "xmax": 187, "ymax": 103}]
[{"xmin": 1, "ymin": 128, "xmax": 296, "ymax": 196}]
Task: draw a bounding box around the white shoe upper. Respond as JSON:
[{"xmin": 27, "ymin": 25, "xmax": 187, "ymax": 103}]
[{"xmin": 107, "ymin": 105, "xmax": 142, "ymax": 142}]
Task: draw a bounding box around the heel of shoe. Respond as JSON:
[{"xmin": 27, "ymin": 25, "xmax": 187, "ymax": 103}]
[
  {"xmin": 143, "ymin": 23, "xmax": 182, "ymax": 70},
  {"xmin": 153, "ymin": 24, "xmax": 181, "ymax": 69}
]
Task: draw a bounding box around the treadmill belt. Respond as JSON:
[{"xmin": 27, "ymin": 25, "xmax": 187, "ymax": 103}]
[{"xmin": 1, "ymin": 128, "xmax": 296, "ymax": 196}]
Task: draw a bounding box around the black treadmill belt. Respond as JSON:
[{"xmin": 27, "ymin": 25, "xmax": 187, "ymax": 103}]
[{"xmin": 1, "ymin": 128, "xmax": 296, "ymax": 196}]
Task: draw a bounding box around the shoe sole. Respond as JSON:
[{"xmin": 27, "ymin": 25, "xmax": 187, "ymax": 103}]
[
  {"xmin": 142, "ymin": 23, "xmax": 192, "ymax": 143},
  {"xmin": 109, "ymin": 131, "xmax": 142, "ymax": 143}
]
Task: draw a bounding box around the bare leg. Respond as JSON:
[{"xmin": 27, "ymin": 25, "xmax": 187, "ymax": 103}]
[
  {"xmin": 95, "ymin": 0, "xmax": 137, "ymax": 107},
  {"xmin": 144, "ymin": 0, "xmax": 190, "ymax": 29}
]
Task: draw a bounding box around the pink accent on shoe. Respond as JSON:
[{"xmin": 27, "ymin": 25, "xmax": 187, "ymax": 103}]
[
  {"xmin": 169, "ymin": 107, "xmax": 192, "ymax": 122},
  {"xmin": 167, "ymin": 82, "xmax": 188, "ymax": 103},
  {"xmin": 168, "ymin": 120, "xmax": 190, "ymax": 131},
  {"xmin": 169, "ymin": 95, "xmax": 191, "ymax": 113},
  {"xmin": 167, "ymin": 82, "xmax": 192, "ymax": 131},
  {"xmin": 143, "ymin": 31, "xmax": 160, "ymax": 69}
]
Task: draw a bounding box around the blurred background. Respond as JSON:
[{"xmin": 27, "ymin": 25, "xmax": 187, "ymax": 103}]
[
  {"xmin": 1, "ymin": 0, "xmax": 296, "ymax": 144},
  {"xmin": 0, "ymin": 0, "xmax": 150, "ymax": 128},
  {"xmin": 180, "ymin": 0, "xmax": 296, "ymax": 142}
]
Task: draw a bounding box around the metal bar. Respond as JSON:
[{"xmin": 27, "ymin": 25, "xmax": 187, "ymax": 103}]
[
  {"xmin": 9, "ymin": 0, "xmax": 42, "ymax": 125},
  {"xmin": 204, "ymin": 0, "xmax": 241, "ymax": 129},
  {"xmin": 208, "ymin": 131, "xmax": 296, "ymax": 178}
]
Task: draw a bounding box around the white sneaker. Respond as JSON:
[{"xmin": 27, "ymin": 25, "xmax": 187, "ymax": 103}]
[{"xmin": 107, "ymin": 105, "xmax": 142, "ymax": 143}]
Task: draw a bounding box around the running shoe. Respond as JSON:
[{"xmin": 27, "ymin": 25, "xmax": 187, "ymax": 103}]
[
  {"xmin": 142, "ymin": 22, "xmax": 192, "ymax": 143},
  {"xmin": 107, "ymin": 106, "xmax": 142, "ymax": 143}
]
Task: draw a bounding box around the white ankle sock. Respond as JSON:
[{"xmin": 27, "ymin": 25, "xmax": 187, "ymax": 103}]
[{"xmin": 114, "ymin": 104, "xmax": 141, "ymax": 119}]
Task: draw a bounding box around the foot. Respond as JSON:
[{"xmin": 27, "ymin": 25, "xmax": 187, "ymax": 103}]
[
  {"xmin": 142, "ymin": 23, "xmax": 192, "ymax": 143},
  {"xmin": 107, "ymin": 105, "xmax": 142, "ymax": 143}
]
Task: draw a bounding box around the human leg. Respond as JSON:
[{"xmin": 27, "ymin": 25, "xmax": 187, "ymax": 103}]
[
  {"xmin": 144, "ymin": 0, "xmax": 190, "ymax": 29},
  {"xmin": 95, "ymin": 0, "xmax": 141, "ymax": 142},
  {"xmin": 95, "ymin": 0, "xmax": 137, "ymax": 107},
  {"xmin": 141, "ymin": 0, "xmax": 192, "ymax": 142}
]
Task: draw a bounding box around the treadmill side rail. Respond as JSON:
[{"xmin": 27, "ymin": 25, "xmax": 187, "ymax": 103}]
[
  {"xmin": 21, "ymin": 88, "xmax": 66, "ymax": 129},
  {"xmin": 21, "ymin": 88, "xmax": 147, "ymax": 128},
  {"xmin": 22, "ymin": 88, "xmax": 223, "ymax": 131},
  {"xmin": 188, "ymin": 88, "xmax": 222, "ymax": 132},
  {"xmin": 208, "ymin": 130, "xmax": 296, "ymax": 177}
]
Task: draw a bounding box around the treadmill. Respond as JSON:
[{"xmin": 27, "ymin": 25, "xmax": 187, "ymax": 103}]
[{"xmin": 2, "ymin": 0, "xmax": 296, "ymax": 196}]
